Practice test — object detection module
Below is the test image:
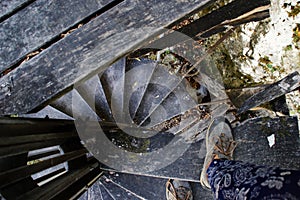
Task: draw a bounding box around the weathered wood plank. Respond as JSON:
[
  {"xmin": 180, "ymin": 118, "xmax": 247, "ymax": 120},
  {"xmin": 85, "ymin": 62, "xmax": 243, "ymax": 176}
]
[
  {"xmin": 238, "ymin": 71, "xmax": 300, "ymax": 114},
  {"xmin": 99, "ymin": 175, "xmax": 143, "ymax": 199},
  {"xmin": 50, "ymin": 90, "xmax": 100, "ymax": 120},
  {"xmin": 0, "ymin": 0, "xmax": 212, "ymax": 115},
  {"xmin": 100, "ymin": 116, "xmax": 299, "ymax": 182},
  {"xmin": 0, "ymin": 0, "xmax": 116, "ymax": 74},
  {"xmin": 101, "ymin": 172, "xmax": 167, "ymax": 200},
  {"xmin": 27, "ymin": 149, "xmax": 61, "ymax": 161},
  {"xmin": 94, "ymin": 181, "xmax": 114, "ymax": 200},
  {"xmin": 76, "ymin": 75, "xmax": 112, "ymax": 121},
  {"xmin": 0, "ymin": 149, "xmax": 87, "ymax": 188},
  {"xmin": 0, "ymin": 117, "xmax": 78, "ymax": 159},
  {"xmin": 0, "ymin": 0, "xmax": 32, "ymax": 22},
  {"xmin": 18, "ymin": 105, "xmax": 73, "ymax": 120},
  {"xmin": 226, "ymin": 86, "xmax": 268, "ymax": 108},
  {"xmin": 0, "ymin": 117, "xmax": 75, "ymax": 136},
  {"xmin": 99, "ymin": 57, "xmax": 126, "ymax": 121},
  {"xmin": 190, "ymin": 182, "xmax": 214, "ymax": 199},
  {"xmin": 0, "ymin": 131, "xmax": 77, "ymax": 146},
  {"xmin": 227, "ymin": 86, "xmax": 290, "ymax": 115},
  {"xmin": 0, "ymin": 139, "xmax": 72, "ymax": 158},
  {"xmin": 234, "ymin": 116, "xmax": 300, "ymax": 170},
  {"xmin": 17, "ymin": 162, "xmax": 99, "ymax": 200},
  {"xmin": 178, "ymin": 0, "xmax": 270, "ymax": 38},
  {"xmin": 54, "ymin": 163, "xmax": 102, "ymax": 200},
  {"xmin": 131, "ymin": 0, "xmax": 270, "ymax": 55},
  {"xmin": 33, "ymin": 168, "xmax": 66, "ymax": 184}
]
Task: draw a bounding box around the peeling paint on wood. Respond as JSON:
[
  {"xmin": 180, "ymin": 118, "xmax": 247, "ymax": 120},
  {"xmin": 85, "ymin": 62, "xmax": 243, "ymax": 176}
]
[
  {"xmin": 0, "ymin": 0, "xmax": 212, "ymax": 115},
  {"xmin": 0, "ymin": 0, "xmax": 114, "ymax": 73}
]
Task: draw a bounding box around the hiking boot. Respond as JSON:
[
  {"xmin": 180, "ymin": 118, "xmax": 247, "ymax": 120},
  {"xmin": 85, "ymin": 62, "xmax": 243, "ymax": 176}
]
[
  {"xmin": 166, "ymin": 179, "xmax": 193, "ymax": 200},
  {"xmin": 200, "ymin": 117, "xmax": 237, "ymax": 188}
]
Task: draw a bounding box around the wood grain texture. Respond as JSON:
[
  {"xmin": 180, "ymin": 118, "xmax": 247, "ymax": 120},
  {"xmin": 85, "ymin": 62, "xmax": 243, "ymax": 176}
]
[
  {"xmin": 17, "ymin": 162, "xmax": 99, "ymax": 200},
  {"xmin": 0, "ymin": 0, "xmax": 212, "ymax": 115},
  {"xmin": 0, "ymin": 0, "xmax": 115, "ymax": 73},
  {"xmin": 54, "ymin": 162, "xmax": 102, "ymax": 200},
  {"xmin": 0, "ymin": 139, "xmax": 70, "ymax": 158},
  {"xmin": 0, "ymin": 0, "xmax": 32, "ymax": 21},
  {"xmin": 234, "ymin": 116, "xmax": 300, "ymax": 170},
  {"xmin": 50, "ymin": 89, "xmax": 100, "ymax": 120},
  {"xmin": 0, "ymin": 131, "xmax": 77, "ymax": 146},
  {"xmin": 76, "ymin": 75, "xmax": 113, "ymax": 121},
  {"xmin": 100, "ymin": 116, "xmax": 299, "ymax": 182},
  {"xmin": 132, "ymin": 0, "xmax": 270, "ymax": 54},
  {"xmin": 178, "ymin": 0, "xmax": 270, "ymax": 38},
  {"xmin": 100, "ymin": 172, "xmax": 167, "ymax": 200},
  {"xmin": 99, "ymin": 175, "xmax": 143, "ymax": 199},
  {"xmin": 18, "ymin": 105, "xmax": 73, "ymax": 119},
  {"xmin": 0, "ymin": 149, "xmax": 87, "ymax": 188},
  {"xmin": 0, "ymin": 117, "xmax": 75, "ymax": 136}
]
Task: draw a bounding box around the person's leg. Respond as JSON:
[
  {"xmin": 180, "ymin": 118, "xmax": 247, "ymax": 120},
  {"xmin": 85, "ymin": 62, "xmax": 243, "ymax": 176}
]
[
  {"xmin": 201, "ymin": 117, "xmax": 300, "ymax": 199},
  {"xmin": 207, "ymin": 159, "xmax": 300, "ymax": 199},
  {"xmin": 200, "ymin": 117, "xmax": 237, "ymax": 188}
]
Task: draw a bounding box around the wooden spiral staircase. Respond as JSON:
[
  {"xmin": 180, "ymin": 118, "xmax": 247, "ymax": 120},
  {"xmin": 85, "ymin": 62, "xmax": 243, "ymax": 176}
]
[{"xmin": 1, "ymin": 0, "xmax": 299, "ymax": 199}]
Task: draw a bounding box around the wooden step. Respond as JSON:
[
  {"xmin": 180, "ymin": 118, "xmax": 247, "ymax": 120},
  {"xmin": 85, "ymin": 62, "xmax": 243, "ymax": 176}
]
[
  {"xmin": 0, "ymin": 0, "xmax": 214, "ymax": 115},
  {"xmin": 0, "ymin": 0, "xmax": 33, "ymax": 22},
  {"xmin": 0, "ymin": 117, "xmax": 97, "ymax": 199},
  {"xmin": 142, "ymin": 82, "xmax": 197, "ymax": 128},
  {"xmin": 100, "ymin": 58, "xmax": 126, "ymax": 122},
  {"xmin": 78, "ymin": 180, "xmax": 113, "ymax": 200},
  {"xmin": 0, "ymin": 0, "xmax": 117, "ymax": 74},
  {"xmin": 99, "ymin": 175, "xmax": 143, "ymax": 199},
  {"xmin": 16, "ymin": 162, "xmax": 99, "ymax": 200},
  {"xmin": 80, "ymin": 171, "xmax": 215, "ymax": 200},
  {"xmin": 190, "ymin": 182, "xmax": 213, "ymax": 199},
  {"xmin": 234, "ymin": 116, "xmax": 300, "ymax": 169},
  {"xmin": 134, "ymin": 63, "xmax": 185, "ymax": 126},
  {"xmin": 124, "ymin": 58, "xmax": 157, "ymax": 124},
  {"xmin": 17, "ymin": 105, "xmax": 73, "ymax": 120},
  {"xmin": 100, "ymin": 116, "xmax": 300, "ymax": 182},
  {"xmin": 76, "ymin": 75, "xmax": 113, "ymax": 121},
  {"xmin": 50, "ymin": 90, "xmax": 99, "ymax": 120},
  {"xmin": 101, "ymin": 172, "xmax": 166, "ymax": 200}
]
